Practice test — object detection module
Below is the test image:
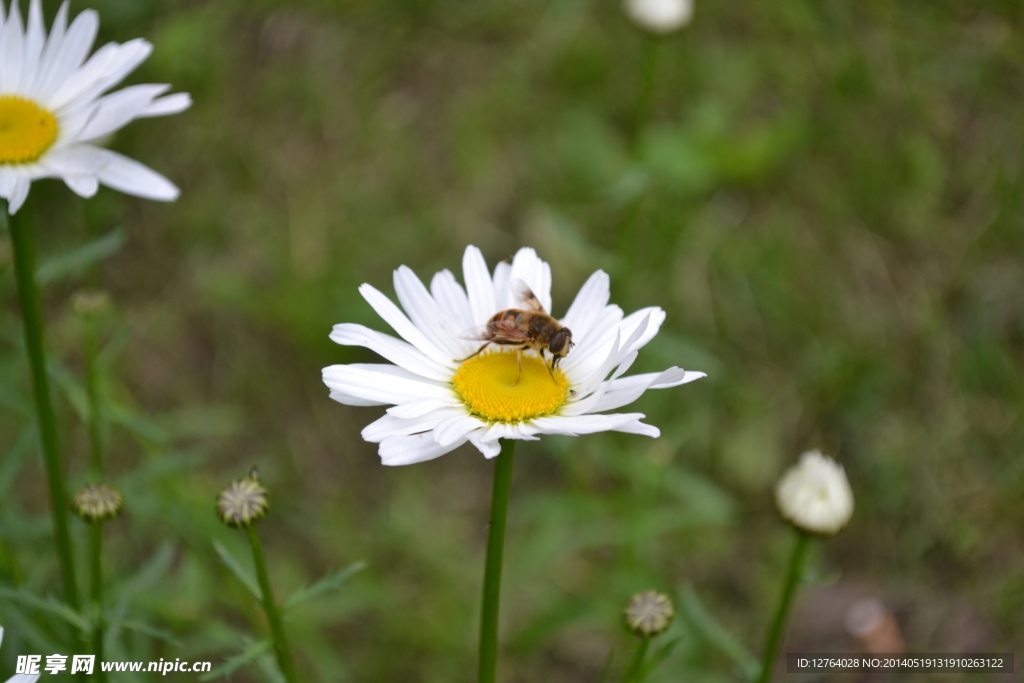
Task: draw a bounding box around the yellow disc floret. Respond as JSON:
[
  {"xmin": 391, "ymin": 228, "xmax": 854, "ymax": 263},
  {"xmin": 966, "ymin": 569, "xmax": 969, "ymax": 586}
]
[
  {"xmin": 452, "ymin": 351, "xmax": 569, "ymax": 424},
  {"xmin": 0, "ymin": 96, "xmax": 58, "ymax": 164}
]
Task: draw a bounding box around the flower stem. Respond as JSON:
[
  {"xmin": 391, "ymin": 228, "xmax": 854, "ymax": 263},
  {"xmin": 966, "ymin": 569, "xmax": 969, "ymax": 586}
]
[
  {"xmin": 84, "ymin": 316, "xmax": 103, "ymax": 477},
  {"xmin": 246, "ymin": 525, "xmax": 298, "ymax": 683},
  {"xmin": 478, "ymin": 438, "xmax": 516, "ymax": 683},
  {"xmin": 89, "ymin": 523, "xmax": 107, "ymax": 683},
  {"xmin": 624, "ymin": 636, "xmax": 650, "ymax": 683},
  {"xmin": 757, "ymin": 530, "xmax": 811, "ymax": 683},
  {"xmin": 4, "ymin": 205, "xmax": 80, "ymax": 609}
]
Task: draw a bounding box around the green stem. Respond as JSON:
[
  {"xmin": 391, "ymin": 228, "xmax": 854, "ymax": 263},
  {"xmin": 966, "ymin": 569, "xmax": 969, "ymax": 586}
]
[
  {"xmin": 4, "ymin": 205, "xmax": 80, "ymax": 609},
  {"xmin": 757, "ymin": 531, "xmax": 811, "ymax": 683},
  {"xmin": 89, "ymin": 523, "xmax": 107, "ymax": 683},
  {"xmin": 478, "ymin": 439, "xmax": 516, "ymax": 683},
  {"xmin": 246, "ymin": 525, "xmax": 298, "ymax": 683},
  {"xmin": 84, "ymin": 316, "xmax": 103, "ymax": 477},
  {"xmin": 624, "ymin": 636, "xmax": 650, "ymax": 683}
]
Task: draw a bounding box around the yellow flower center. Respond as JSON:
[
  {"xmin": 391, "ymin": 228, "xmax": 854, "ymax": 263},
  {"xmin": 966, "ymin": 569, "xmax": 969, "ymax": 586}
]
[
  {"xmin": 0, "ymin": 96, "xmax": 58, "ymax": 164},
  {"xmin": 452, "ymin": 351, "xmax": 569, "ymax": 424}
]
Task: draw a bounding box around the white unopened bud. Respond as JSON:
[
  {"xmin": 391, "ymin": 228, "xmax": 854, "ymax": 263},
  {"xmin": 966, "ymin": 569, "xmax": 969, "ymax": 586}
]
[
  {"xmin": 624, "ymin": 0, "xmax": 694, "ymax": 34},
  {"xmin": 775, "ymin": 450, "xmax": 854, "ymax": 535}
]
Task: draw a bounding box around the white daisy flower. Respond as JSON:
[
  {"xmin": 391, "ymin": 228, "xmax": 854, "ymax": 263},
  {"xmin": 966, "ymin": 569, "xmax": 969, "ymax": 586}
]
[
  {"xmin": 0, "ymin": 627, "xmax": 40, "ymax": 682},
  {"xmin": 775, "ymin": 450, "xmax": 854, "ymax": 536},
  {"xmin": 624, "ymin": 0, "xmax": 694, "ymax": 34},
  {"xmin": 323, "ymin": 246, "xmax": 706, "ymax": 466},
  {"xmin": 0, "ymin": 0, "xmax": 191, "ymax": 213}
]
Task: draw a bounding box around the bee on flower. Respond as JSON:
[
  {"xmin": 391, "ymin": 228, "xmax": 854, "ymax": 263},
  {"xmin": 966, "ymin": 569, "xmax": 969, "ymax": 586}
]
[{"xmin": 322, "ymin": 246, "xmax": 706, "ymax": 465}]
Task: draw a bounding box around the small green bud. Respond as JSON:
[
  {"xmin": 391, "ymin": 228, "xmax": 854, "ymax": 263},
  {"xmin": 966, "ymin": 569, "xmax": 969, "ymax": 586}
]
[
  {"xmin": 71, "ymin": 483, "xmax": 124, "ymax": 524},
  {"xmin": 624, "ymin": 590, "xmax": 674, "ymax": 637},
  {"xmin": 216, "ymin": 468, "xmax": 268, "ymax": 528}
]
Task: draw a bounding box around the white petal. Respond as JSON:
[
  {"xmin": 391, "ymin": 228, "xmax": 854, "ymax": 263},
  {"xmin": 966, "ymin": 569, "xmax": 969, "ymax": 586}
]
[
  {"xmin": 46, "ymin": 41, "xmax": 119, "ymax": 111},
  {"xmin": 49, "ymin": 39, "xmax": 152, "ymax": 113},
  {"xmin": 508, "ymin": 247, "xmax": 553, "ymax": 313},
  {"xmin": 329, "ymin": 322, "xmax": 451, "ymax": 382},
  {"xmin": 0, "ymin": 167, "xmax": 16, "ymax": 197},
  {"xmin": 34, "ymin": 8, "xmax": 98, "ymax": 102},
  {"xmin": 328, "ymin": 390, "xmax": 386, "ymax": 407},
  {"xmin": 94, "ymin": 149, "xmax": 179, "ymax": 201},
  {"xmin": 138, "ymin": 91, "xmax": 191, "ymax": 117},
  {"xmin": 483, "ymin": 422, "xmax": 540, "ymax": 442},
  {"xmin": 590, "ymin": 367, "xmax": 705, "ymax": 413},
  {"xmin": 393, "ymin": 265, "xmax": 467, "ymax": 360},
  {"xmin": 361, "ymin": 407, "xmax": 464, "ymax": 442},
  {"xmin": 468, "ymin": 435, "xmax": 501, "ymax": 458},
  {"xmin": 492, "ymin": 260, "xmax": 511, "ymax": 309},
  {"xmin": 29, "ymin": 0, "xmax": 66, "ymax": 95},
  {"xmin": 7, "ymin": 175, "xmax": 31, "ymax": 213},
  {"xmin": 432, "ymin": 414, "xmax": 485, "ymax": 447},
  {"xmin": 63, "ymin": 174, "xmax": 97, "ymax": 197},
  {"xmin": 531, "ymin": 412, "xmax": 651, "ymax": 436},
  {"xmin": 567, "ymin": 326, "xmax": 629, "ymax": 400},
  {"xmin": 386, "ymin": 397, "xmax": 460, "ymax": 419},
  {"xmin": 21, "ymin": 0, "xmax": 44, "ymax": 89},
  {"xmin": 561, "ymin": 270, "xmax": 611, "ymax": 341},
  {"xmin": 76, "ymin": 83, "xmax": 169, "ymax": 141},
  {"xmin": 379, "ymin": 432, "xmax": 466, "ymax": 466},
  {"xmin": 430, "ymin": 269, "xmax": 473, "ymax": 333},
  {"xmin": 38, "ymin": 143, "xmax": 106, "ymax": 175},
  {"xmin": 322, "ymin": 363, "xmax": 451, "ymax": 406},
  {"xmin": 0, "ymin": 1, "xmax": 25, "ymax": 94},
  {"xmin": 8, "ymin": 675, "xmax": 42, "ymax": 683},
  {"xmin": 463, "ymin": 245, "xmax": 496, "ymax": 325},
  {"xmin": 614, "ymin": 420, "xmax": 660, "ymax": 438},
  {"xmin": 358, "ymin": 283, "xmax": 453, "ymax": 366},
  {"xmin": 563, "ymin": 306, "xmax": 659, "ymax": 383},
  {"xmin": 563, "ymin": 348, "xmax": 638, "ymax": 416}
]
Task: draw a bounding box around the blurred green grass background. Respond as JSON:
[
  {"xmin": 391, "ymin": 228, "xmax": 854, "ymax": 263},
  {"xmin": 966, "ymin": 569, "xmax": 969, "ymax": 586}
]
[{"xmin": 1, "ymin": 0, "xmax": 1022, "ymax": 680}]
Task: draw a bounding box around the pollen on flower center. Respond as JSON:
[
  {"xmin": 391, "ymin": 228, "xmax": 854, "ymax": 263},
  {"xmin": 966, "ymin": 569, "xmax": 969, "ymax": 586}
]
[
  {"xmin": 0, "ymin": 96, "xmax": 58, "ymax": 164},
  {"xmin": 452, "ymin": 351, "xmax": 569, "ymax": 424}
]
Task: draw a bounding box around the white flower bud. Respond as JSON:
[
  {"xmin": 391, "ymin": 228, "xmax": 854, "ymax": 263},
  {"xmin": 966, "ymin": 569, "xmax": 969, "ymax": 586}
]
[
  {"xmin": 624, "ymin": 0, "xmax": 694, "ymax": 34},
  {"xmin": 775, "ymin": 450, "xmax": 854, "ymax": 535}
]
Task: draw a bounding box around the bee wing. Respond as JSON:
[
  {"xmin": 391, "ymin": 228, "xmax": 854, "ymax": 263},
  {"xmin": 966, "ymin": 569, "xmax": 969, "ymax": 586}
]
[
  {"xmin": 459, "ymin": 319, "xmax": 532, "ymax": 343},
  {"xmin": 510, "ymin": 278, "xmax": 546, "ymax": 313}
]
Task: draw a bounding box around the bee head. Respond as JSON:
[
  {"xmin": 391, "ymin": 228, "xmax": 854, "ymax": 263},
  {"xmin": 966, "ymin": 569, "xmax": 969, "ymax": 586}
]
[{"xmin": 548, "ymin": 328, "xmax": 574, "ymax": 359}]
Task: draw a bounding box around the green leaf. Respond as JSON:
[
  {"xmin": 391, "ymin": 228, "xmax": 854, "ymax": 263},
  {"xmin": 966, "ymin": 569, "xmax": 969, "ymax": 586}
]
[
  {"xmin": 256, "ymin": 654, "xmax": 288, "ymax": 683},
  {"xmin": 108, "ymin": 544, "xmax": 177, "ymax": 639},
  {"xmin": 213, "ymin": 541, "xmax": 261, "ymax": 600},
  {"xmin": 0, "ymin": 425, "xmax": 35, "ymax": 498},
  {"xmin": 108, "ymin": 618, "xmax": 180, "ymax": 646},
  {"xmin": 640, "ymin": 638, "xmax": 679, "ymax": 679},
  {"xmin": 96, "ymin": 322, "xmax": 135, "ymax": 368},
  {"xmin": 677, "ymin": 586, "xmax": 758, "ymax": 680},
  {"xmin": 35, "ymin": 228, "xmax": 126, "ymax": 284},
  {"xmin": 200, "ymin": 639, "xmax": 271, "ymax": 681},
  {"xmin": 0, "ymin": 586, "xmax": 90, "ymax": 632},
  {"xmin": 283, "ymin": 560, "xmax": 366, "ymax": 611}
]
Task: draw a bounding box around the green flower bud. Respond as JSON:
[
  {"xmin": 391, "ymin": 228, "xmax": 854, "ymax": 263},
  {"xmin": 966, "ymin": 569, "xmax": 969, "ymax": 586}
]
[
  {"xmin": 71, "ymin": 483, "xmax": 124, "ymax": 524},
  {"xmin": 216, "ymin": 469, "xmax": 268, "ymax": 528},
  {"xmin": 624, "ymin": 590, "xmax": 674, "ymax": 637}
]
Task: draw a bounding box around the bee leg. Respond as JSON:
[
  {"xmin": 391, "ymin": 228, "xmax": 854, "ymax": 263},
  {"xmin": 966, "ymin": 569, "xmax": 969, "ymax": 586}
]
[
  {"xmin": 456, "ymin": 342, "xmax": 491, "ymax": 363},
  {"xmin": 512, "ymin": 347, "xmax": 523, "ymax": 386},
  {"xmin": 541, "ymin": 349, "xmax": 558, "ymax": 383}
]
